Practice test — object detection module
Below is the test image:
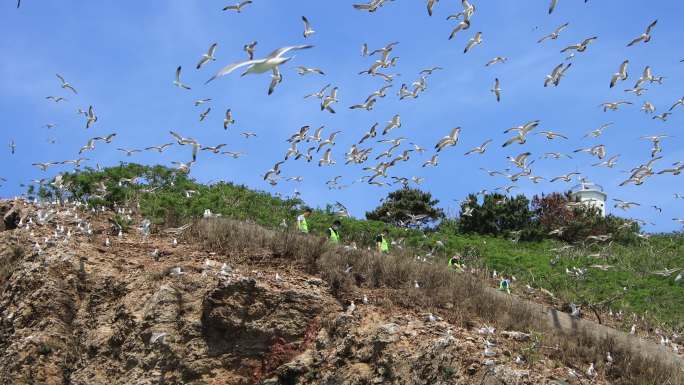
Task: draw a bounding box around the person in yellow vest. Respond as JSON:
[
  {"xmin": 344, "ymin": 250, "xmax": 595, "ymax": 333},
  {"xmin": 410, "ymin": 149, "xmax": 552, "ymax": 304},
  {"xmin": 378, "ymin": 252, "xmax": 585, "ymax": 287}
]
[
  {"xmin": 297, "ymin": 207, "xmax": 312, "ymax": 233},
  {"xmin": 375, "ymin": 230, "xmax": 389, "ymax": 253},
  {"xmin": 447, "ymin": 254, "xmax": 464, "ymax": 272},
  {"xmin": 327, "ymin": 220, "xmax": 341, "ymax": 244}
]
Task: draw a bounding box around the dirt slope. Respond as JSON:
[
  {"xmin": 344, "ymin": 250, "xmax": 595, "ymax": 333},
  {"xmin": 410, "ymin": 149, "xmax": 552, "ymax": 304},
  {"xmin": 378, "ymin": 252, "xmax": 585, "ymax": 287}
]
[{"xmin": 0, "ymin": 200, "xmax": 665, "ymax": 384}]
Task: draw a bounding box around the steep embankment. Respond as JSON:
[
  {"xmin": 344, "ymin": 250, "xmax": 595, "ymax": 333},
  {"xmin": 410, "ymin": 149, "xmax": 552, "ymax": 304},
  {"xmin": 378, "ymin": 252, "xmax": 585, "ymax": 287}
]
[{"xmin": 0, "ymin": 200, "xmax": 681, "ymax": 385}]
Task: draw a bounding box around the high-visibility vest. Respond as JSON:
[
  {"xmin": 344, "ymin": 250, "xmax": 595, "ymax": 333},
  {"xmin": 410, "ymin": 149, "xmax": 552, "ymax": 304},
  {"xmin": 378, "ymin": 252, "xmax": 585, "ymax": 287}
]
[
  {"xmin": 298, "ymin": 216, "xmax": 309, "ymax": 233},
  {"xmin": 379, "ymin": 236, "xmax": 389, "ymax": 252},
  {"xmin": 328, "ymin": 228, "xmax": 340, "ymax": 244}
]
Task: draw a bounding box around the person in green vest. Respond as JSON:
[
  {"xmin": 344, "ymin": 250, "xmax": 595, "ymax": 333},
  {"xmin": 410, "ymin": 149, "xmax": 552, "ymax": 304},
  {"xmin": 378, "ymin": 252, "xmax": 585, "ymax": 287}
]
[
  {"xmin": 327, "ymin": 220, "xmax": 341, "ymax": 244},
  {"xmin": 447, "ymin": 254, "xmax": 464, "ymax": 272},
  {"xmin": 297, "ymin": 207, "xmax": 312, "ymax": 233},
  {"xmin": 375, "ymin": 230, "xmax": 389, "ymax": 253}
]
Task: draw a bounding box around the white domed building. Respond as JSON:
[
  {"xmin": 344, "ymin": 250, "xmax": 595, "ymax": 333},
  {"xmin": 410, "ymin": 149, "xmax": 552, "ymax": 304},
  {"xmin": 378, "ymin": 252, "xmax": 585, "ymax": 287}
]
[{"xmin": 569, "ymin": 182, "xmax": 607, "ymax": 217}]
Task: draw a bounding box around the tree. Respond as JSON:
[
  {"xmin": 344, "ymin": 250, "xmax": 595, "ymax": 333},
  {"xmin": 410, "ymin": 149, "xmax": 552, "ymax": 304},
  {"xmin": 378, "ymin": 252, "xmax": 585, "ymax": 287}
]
[
  {"xmin": 365, "ymin": 188, "xmax": 445, "ymax": 228},
  {"xmin": 531, "ymin": 192, "xmax": 639, "ymax": 243},
  {"xmin": 458, "ymin": 193, "xmax": 533, "ymax": 236}
]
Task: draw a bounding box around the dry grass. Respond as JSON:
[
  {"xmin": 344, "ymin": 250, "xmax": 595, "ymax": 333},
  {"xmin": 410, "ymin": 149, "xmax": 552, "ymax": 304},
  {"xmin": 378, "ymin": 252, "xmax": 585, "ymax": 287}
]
[
  {"xmin": 191, "ymin": 217, "xmax": 684, "ymax": 385},
  {"xmin": 0, "ymin": 243, "xmax": 24, "ymax": 285}
]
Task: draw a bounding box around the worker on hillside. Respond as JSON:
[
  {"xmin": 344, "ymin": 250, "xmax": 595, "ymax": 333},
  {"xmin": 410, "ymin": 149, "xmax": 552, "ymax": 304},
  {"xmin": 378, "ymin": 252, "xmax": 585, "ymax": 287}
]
[
  {"xmin": 447, "ymin": 254, "xmax": 464, "ymax": 272},
  {"xmin": 327, "ymin": 220, "xmax": 341, "ymax": 244},
  {"xmin": 375, "ymin": 230, "xmax": 389, "ymax": 253},
  {"xmin": 498, "ymin": 276, "xmax": 511, "ymax": 294},
  {"xmin": 297, "ymin": 207, "xmax": 312, "ymax": 233}
]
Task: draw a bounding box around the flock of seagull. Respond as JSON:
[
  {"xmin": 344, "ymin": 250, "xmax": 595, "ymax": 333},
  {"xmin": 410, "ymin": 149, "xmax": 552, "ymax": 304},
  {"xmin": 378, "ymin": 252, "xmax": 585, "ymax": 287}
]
[{"xmin": 4, "ymin": 0, "xmax": 684, "ymax": 231}]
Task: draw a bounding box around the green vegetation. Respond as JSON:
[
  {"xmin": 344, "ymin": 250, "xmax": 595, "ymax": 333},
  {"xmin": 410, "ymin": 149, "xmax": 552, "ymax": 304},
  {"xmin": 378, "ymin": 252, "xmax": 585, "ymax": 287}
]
[{"xmin": 33, "ymin": 164, "xmax": 684, "ymax": 329}]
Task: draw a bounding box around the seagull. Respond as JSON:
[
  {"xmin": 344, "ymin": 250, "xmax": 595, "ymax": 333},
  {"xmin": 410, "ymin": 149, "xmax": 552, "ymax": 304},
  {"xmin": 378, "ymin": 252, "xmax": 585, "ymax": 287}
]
[
  {"xmin": 586, "ymin": 362, "xmax": 596, "ymax": 378},
  {"xmin": 574, "ymin": 144, "xmax": 606, "ymax": 159},
  {"xmin": 536, "ymin": 130, "xmax": 568, "ymax": 140},
  {"xmin": 206, "ymin": 44, "xmax": 313, "ymax": 83},
  {"xmin": 448, "ymin": 20, "xmax": 471, "ymax": 40},
  {"xmin": 463, "ymin": 32, "xmax": 482, "ymax": 53},
  {"xmin": 199, "ymin": 107, "xmax": 211, "ymax": 121},
  {"xmin": 613, "ymin": 199, "xmax": 640, "ymax": 210},
  {"xmin": 320, "ymin": 86, "xmax": 339, "ymax": 113},
  {"xmin": 222, "ymin": 151, "xmax": 245, "ymax": 158},
  {"xmin": 318, "ymin": 148, "xmax": 335, "ymax": 167},
  {"xmin": 538, "ymin": 22, "xmax": 569, "ymax": 43},
  {"xmin": 641, "ymin": 101, "xmax": 656, "ymax": 114},
  {"xmin": 85, "ymin": 106, "xmax": 98, "ymax": 129},
  {"xmin": 145, "ymin": 143, "xmax": 173, "ymax": 153},
  {"xmin": 484, "ymin": 56, "xmax": 507, "ymax": 66},
  {"xmin": 383, "ymin": 114, "xmax": 401, "ymax": 135},
  {"xmin": 544, "ymin": 63, "xmax": 572, "ymax": 87},
  {"xmin": 296, "ymin": 66, "xmax": 325, "ymax": 76},
  {"xmin": 422, "ymin": 154, "xmax": 439, "ymax": 167},
  {"xmin": 223, "ymin": 109, "xmax": 235, "ymax": 129},
  {"xmin": 600, "ymin": 101, "xmax": 632, "ymax": 112},
  {"xmin": 669, "ymin": 96, "xmax": 684, "ymax": 111},
  {"xmin": 46, "ymin": 96, "xmax": 66, "ymax": 103},
  {"xmin": 652, "ymin": 112, "xmax": 671, "ymax": 121},
  {"xmin": 56, "ymin": 74, "xmax": 77, "ymax": 94},
  {"xmin": 361, "ymin": 43, "xmax": 368, "ymax": 56},
  {"xmin": 117, "ymin": 148, "xmax": 141, "ymax": 157},
  {"xmin": 79, "ymin": 139, "xmax": 96, "ymax": 154},
  {"xmin": 584, "ymin": 122, "xmax": 613, "ymax": 138},
  {"xmin": 426, "ymin": 0, "xmax": 438, "ymax": 16},
  {"xmin": 32, "ymin": 162, "xmax": 58, "ymax": 172},
  {"xmin": 268, "ymin": 67, "xmax": 282, "ymax": 95},
  {"xmin": 435, "ymin": 127, "xmax": 461, "ymax": 152},
  {"xmin": 464, "ymin": 139, "xmax": 492, "ymax": 155},
  {"xmin": 223, "ymin": 1, "xmax": 253, "ymax": 12},
  {"xmin": 359, "ymin": 123, "xmax": 378, "ymax": 144},
  {"xmin": 346, "ymin": 300, "xmax": 356, "ymax": 315},
  {"xmin": 610, "ymin": 60, "xmax": 629, "ymax": 88},
  {"xmin": 194, "ymin": 98, "xmax": 212, "ymax": 107},
  {"xmin": 490, "ymin": 78, "xmax": 501, "ymax": 102},
  {"xmin": 550, "ymin": 172, "xmax": 581, "ymax": 182},
  {"xmin": 350, "ymin": 98, "xmax": 376, "ymax": 111},
  {"xmin": 592, "ymin": 154, "xmax": 619, "ymax": 168},
  {"xmin": 301, "ymin": 16, "xmax": 315, "ymax": 38},
  {"xmin": 560, "ymin": 36, "xmax": 598, "ymax": 53},
  {"xmin": 173, "ymin": 66, "xmax": 191, "ymax": 90},
  {"xmin": 627, "ymin": 20, "xmax": 657, "ymax": 47},
  {"xmin": 196, "ymin": 43, "xmax": 218, "ymax": 69},
  {"xmin": 304, "ymin": 83, "xmax": 330, "ymax": 99},
  {"xmin": 201, "ymin": 144, "xmax": 227, "ymax": 154},
  {"xmin": 243, "ymin": 41, "xmax": 257, "ymax": 60}
]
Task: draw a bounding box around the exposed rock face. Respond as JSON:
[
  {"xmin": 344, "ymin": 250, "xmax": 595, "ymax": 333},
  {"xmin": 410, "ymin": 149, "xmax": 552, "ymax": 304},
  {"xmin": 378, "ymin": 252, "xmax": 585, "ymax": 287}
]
[{"xmin": 0, "ymin": 203, "xmax": 625, "ymax": 385}]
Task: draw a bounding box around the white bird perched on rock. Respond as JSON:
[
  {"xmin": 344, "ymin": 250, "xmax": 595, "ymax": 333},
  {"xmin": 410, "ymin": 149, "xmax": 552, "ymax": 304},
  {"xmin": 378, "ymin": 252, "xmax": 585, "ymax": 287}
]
[
  {"xmin": 206, "ymin": 44, "xmax": 313, "ymax": 83},
  {"xmin": 570, "ymin": 303, "xmax": 581, "ymax": 318},
  {"xmin": 630, "ymin": 324, "xmax": 637, "ymax": 335},
  {"xmin": 586, "ymin": 362, "xmax": 596, "ymax": 378},
  {"xmin": 362, "ymin": 295, "xmax": 369, "ymax": 304},
  {"xmin": 169, "ymin": 267, "xmax": 184, "ymax": 276},
  {"xmin": 346, "ymin": 300, "xmax": 356, "ymax": 315},
  {"xmin": 150, "ymin": 332, "xmax": 167, "ymax": 344}
]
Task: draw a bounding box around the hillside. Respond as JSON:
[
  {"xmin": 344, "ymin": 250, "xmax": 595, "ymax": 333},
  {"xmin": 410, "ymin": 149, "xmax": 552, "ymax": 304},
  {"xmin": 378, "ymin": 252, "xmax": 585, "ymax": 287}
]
[{"xmin": 1, "ymin": 168, "xmax": 683, "ymax": 384}]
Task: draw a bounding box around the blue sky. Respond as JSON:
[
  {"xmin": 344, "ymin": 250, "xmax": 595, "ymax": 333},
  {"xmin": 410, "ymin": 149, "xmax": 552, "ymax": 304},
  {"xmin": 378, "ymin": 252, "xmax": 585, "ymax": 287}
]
[{"xmin": 1, "ymin": 1, "xmax": 683, "ymax": 232}]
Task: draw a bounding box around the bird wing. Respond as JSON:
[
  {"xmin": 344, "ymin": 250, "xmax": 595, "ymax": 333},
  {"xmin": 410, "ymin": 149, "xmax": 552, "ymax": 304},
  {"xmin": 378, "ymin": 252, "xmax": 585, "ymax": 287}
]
[
  {"xmin": 206, "ymin": 59, "xmax": 262, "ymax": 83},
  {"xmin": 208, "ymin": 43, "xmax": 218, "ymax": 56},
  {"xmin": 176, "ymin": 66, "xmax": 182, "ymax": 82},
  {"xmin": 56, "ymin": 73, "xmax": 66, "ymax": 84},
  {"xmin": 302, "ymin": 16, "xmax": 311, "ymax": 31},
  {"xmin": 268, "ymin": 44, "xmax": 314, "ymax": 59},
  {"xmin": 645, "ymin": 19, "xmax": 657, "ymax": 34}
]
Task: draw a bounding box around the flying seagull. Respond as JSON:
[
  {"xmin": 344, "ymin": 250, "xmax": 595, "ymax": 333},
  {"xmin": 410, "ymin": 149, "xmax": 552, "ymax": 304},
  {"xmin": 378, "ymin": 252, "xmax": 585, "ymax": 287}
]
[
  {"xmin": 223, "ymin": 109, "xmax": 235, "ymax": 129},
  {"xmin": 243, "ymin": 41, "xmax": 257, "ymax": 60},
  {"xmin": 435, "ymin": 127, "xmax": 461, "ymax": 152},
  {"xmin": 56, "ymin": 74, "xmax": 78, "ymax": 94},
  {"xmin": 491, "ymin": 78, "xmax": 501, "ymax": 102},
  {"xmin": 206, "ymin": 45, "xmax": 313, "ymax": 84},
  {"xmin": 223, "ymin": 1, "xmax": 253, "ymax": 12},
  {"xmin": 627, "ymin": 20, "xmax": 657, "ymax": 47},
  {"xmin": 464, "ymin": 32, "xmax": 482, "ymax": 53},
  {"xmin": 609, "ymin": 60, "xmax": 629, "ymax": 88},
  {"xmin": 538, "ymin": 22, "xmax": 569, "ymax": 43},
  {"xmin": 301, "ymin": 16, "xmax": 315, "ymax": 38},
  {"xmin": 196, "ymin": 43, "xmax": 218, "ymax": 70},
  {"xmin": 174, "ymin": 66, "xmax": 191, "ymax": 90}
]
